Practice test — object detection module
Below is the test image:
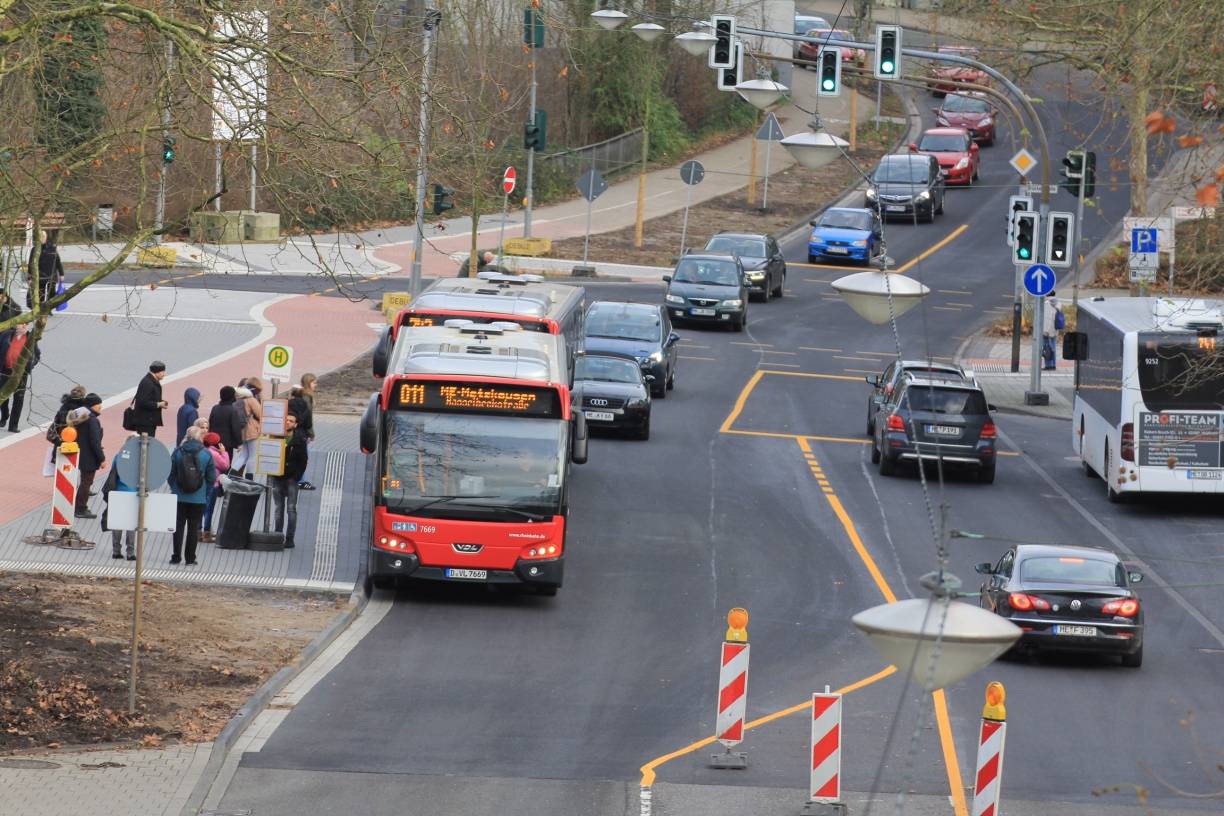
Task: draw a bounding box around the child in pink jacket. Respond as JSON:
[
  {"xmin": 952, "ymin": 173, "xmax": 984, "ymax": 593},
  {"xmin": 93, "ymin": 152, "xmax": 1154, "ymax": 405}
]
[{"xmin": 200, "ymin": 431, "xmax": 231, "ymax": 543}]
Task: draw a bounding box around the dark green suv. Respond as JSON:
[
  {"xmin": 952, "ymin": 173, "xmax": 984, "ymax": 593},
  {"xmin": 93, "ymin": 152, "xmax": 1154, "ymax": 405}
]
[{"xmin": 663, "ymin": 253, "xmax": 749, "ymax": 331}]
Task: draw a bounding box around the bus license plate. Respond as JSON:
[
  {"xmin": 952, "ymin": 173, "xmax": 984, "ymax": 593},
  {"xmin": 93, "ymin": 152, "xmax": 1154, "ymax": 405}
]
[
  {"xmin": 445, "ymin": 568, "xmax": 487, "ymax": 580},
  {"xmin": 1187, "ymin": 469, "xmax": 1222, "ymax": 479},
  {"xmin": 584, "ymin": 410, "xmax": 614, "ymax": 422},
  {"xmin": 1054, "ymin": 624, "xmax": 1097, "ymax": 637},
  {"xmin": 691, "ymin": 308, "xmax": 716, "ymax": 316}
]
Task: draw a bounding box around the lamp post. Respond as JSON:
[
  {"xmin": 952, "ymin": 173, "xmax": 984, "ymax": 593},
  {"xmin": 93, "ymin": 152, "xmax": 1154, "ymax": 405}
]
[{"xmin": 409, "ymin": 6, "xmax": 442, "ymax": 300}]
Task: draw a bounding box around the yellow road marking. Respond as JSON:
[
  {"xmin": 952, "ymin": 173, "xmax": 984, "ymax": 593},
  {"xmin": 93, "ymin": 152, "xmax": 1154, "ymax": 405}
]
[
  {"xmin": 760, "ymin": 370, "xmax": 862, "ymax": 381},
  {"xmin": 934, "ymin": 689, "xmax": 970, "ymax": 816},
  {"xmin": 155, "ymin": 269, "xmax": 208, "ymax": 287},
  {"xmin": 800, "ymin": 346, "xmax": 842, "ymax": 352},
  {"xmin": 792, "ymin": 261, "xmax": 854, "ymax": 270},
  {"xmin": 725, "ymin": 428, "xmax": 871, "ymax": 444},
  {"xmin": 894, "ymin": 223, "xmax": 970, "ymax": 274},
  {"xmin": 844, "ymin": 368, "xmax": 880, "ymax": 375},
  {"xmin": 719, "ymin": 369, "xmax": 764, "ymax": 433}
]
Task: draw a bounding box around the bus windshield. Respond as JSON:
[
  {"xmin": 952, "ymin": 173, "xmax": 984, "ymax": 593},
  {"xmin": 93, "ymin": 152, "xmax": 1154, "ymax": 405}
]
[
  {"xmin": 1137, "ymin": 334, "xmax": 1224, "ymax": 411},
  {"xmin": 383, "ymin": 412, "xmax": 566, "ymax": 520}
]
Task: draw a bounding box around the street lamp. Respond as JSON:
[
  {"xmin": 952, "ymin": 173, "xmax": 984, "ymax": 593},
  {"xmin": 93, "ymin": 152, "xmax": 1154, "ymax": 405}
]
[
  {"xmin": 852, "ymin": 573, "xmax": 1021, "ymax": 691},
  {"xmin": 734, "ymin": 78, "xmax": 789, "ymax": 111},
  {"xmin": 831, "ymin": 268, "xmax": 929, "ymax": 324},
  {"xmin": 631, "ymin": 22, "xmax": 665, "ymax": 42},
  {"xmin": 591, "ymin": 9, "xmax": 627, "ymax": 30},
  {"xmin": 675, "ymin": 30, "xmax": 716, "ymax": 57},
  {"xmin": 779, "ymin": 128, "xmax": 849, "ymax": 171}
]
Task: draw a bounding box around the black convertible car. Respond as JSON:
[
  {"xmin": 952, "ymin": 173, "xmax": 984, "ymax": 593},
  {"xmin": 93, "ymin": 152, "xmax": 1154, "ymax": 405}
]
[{"xmin": 572, "ymin": 353, "xmax": 652, "ymax": 440}]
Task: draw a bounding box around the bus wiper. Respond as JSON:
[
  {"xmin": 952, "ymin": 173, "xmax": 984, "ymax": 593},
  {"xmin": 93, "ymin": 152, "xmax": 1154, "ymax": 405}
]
[
  {"xmin": 477, "ymin": 504, "xmax": 551, "ymax": 522},
  {"xmin": 405, "ymin": 494, "xmax": 495, "ymax": 514}
]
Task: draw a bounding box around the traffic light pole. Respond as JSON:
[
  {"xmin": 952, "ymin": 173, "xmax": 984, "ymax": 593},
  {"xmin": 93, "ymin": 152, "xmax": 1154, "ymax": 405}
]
[
  {"xmin": 409, "ymin": 7, "xmax": 441, "ymax": 299},
  {"xmin": 154, "ymin": 38, "xmax": 175, "ymax": 243},
  {"xmin": 524, "ymin": 45, "xmax": 537, "ymax": 238}
]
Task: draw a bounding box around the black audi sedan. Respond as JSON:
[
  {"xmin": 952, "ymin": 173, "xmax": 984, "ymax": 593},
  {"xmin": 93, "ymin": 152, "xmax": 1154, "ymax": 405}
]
[
  {"xmin": 572, "ymin": 353, "xmax": 652, "ymax": 440},
  {"xmin": 976, "ymin": 544, "xmax": 1145, "ymax": 667}
]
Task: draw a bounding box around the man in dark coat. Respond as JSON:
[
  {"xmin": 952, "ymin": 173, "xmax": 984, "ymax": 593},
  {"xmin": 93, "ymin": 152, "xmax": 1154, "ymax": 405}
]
[
  {"xmin": 0, "ymin": 288, "xmax": 21, "ymax": 324},
  {"xmin": 0, "ymin": 322, "xmax": 41, "ymax": 432},
  {"xmin": 130, "ymin": 360, "xmax": 168, "ymax": 436},
  {"xmin": 270, "ymin": 412, "xmax": 309, "ymax": 549},
  {"xmin": 207, "ymin": 385, "xmax": 246, "ymax": 455},
  {"xmin": 75, "ymin": 395, "xmax": 106, "ymax": 518},
  {"xmin": 26, "ymin": 231, "xmax": 65, "ymax": 309}
]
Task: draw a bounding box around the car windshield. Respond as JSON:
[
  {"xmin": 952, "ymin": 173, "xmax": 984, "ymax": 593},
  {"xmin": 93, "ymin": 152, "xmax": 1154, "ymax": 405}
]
[
  {"xmin": 705, "ymin": 236, "xmax": 766, "ymax": 258},
  {"xmin": 918, "ymin": 133, "xmax": 968, "ymax": 152},
  {"xmin": 942, "ymin": 95, "xmax": 990, "ymax": 113},
  {"xmin": 585, "ymin": 307, "xmax": 661, "ymax": 342},
  {"xmin": 576, "ymin": 355, "xmax": 641, "ymax": 384},
  {"xmin": 1020, "ymin": 556, "xmax": 1124, "ymax": 587},
  {"xmin": 819, "ymin": 211, "xmax": 873, "ymax": 231},
  {"xmin": 383, "ymin": 413, "xmax": 565, "ymax": 520},
  {"xmin": 795, "ymin": 17, "xmax": 829, "ymax": 34},
  {"xmin": 873, "ymin": 160, "xmax": 929, "ymax": 184},
  {"xmin": 901, "ymin": 387, "xmax": 987, "ymax": 414},
  {"xmin": 672, "ymin": 259, "xmax": 740, "ymax": 287}
]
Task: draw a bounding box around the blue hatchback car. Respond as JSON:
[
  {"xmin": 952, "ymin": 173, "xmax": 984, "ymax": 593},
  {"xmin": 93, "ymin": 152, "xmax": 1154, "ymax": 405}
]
[{"xmin": 808, "ymin": 207, "xmax": 883, "ymax": 264}]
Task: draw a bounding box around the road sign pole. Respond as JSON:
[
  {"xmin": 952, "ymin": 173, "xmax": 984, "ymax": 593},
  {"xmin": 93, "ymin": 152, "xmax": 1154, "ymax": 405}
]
[
  {"xmin": 128, "ymin": 433, "xmax": 149, "ymax": 714},
  {"xmin": 679, "ymin": 181, "xmax": 694, "ymax": 258},
  {"xmin": 1026, "ymin": 204, "xmax": 1050, "ymax": 404},
  {"xmin": 582, "ymin": 190, "xmax": 594, "ymax": 266},
  {"xmin": 498, "ymin": 189, "xmax": 509, "ymax": 264},
  {"xmin": 761, "ymin": 136, "xmax": 773, "ymax": 212},
  {"xmin": 524, "ymin": 52, "xmax": 537, "ymax": 238},
  {"xmin": 1011, "ymin": 265, "xmax": 1023, "ymax": 373}
]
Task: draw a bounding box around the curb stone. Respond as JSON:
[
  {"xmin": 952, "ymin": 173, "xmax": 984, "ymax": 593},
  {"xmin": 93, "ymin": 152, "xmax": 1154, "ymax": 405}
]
[{"xmin": 179, "ymin": 581, "xmax": 369, "ymax": 816}]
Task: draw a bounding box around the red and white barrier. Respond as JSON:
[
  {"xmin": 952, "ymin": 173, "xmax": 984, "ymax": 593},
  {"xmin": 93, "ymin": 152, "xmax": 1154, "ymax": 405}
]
[
  {"xmin": 50, "ymin": 448, "xmax": 79, "ymax": 529},
  {"xmin": 809, "ymin": 692, "xmax": 843, "ymax": 803},
  {"xmin": 715, "ymin": 641, "xmax": 749, "ymax": 746},
  {"xmin": 971, "ymin": 718, "xmax": 1007, "ymax": 816}
]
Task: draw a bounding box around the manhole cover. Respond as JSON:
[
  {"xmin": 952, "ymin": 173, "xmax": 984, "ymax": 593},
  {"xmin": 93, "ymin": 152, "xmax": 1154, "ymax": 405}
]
[{"xmin": 0, "ymin": 758, "xmax": 61, "ymax": 770}]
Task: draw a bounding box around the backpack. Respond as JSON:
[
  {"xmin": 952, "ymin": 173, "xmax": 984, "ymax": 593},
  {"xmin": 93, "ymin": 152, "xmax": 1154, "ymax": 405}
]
[
  {"xmin": 175, "ymin": 449, "xmax": 204, "ymax": 493},
  {"xmin": 1054, "ymin": 307, "xmax": 1066, "ymax": 331}
]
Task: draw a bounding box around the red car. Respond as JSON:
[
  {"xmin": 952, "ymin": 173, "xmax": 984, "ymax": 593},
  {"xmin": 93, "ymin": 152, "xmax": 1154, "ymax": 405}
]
[
  {"xmin": 933, "ymin": 92, "xmax": 997, "ymax": 146},
  {"xmin": 797, "ymin": 29, "xmax": 865, "ymax": 65},
  {"xmin": 929, "ymin": 46, "xmax": 990, "ymax": 95},
  {"xmin": 910, "ymin": 127, "xmax": 979, "ymax": 186}
]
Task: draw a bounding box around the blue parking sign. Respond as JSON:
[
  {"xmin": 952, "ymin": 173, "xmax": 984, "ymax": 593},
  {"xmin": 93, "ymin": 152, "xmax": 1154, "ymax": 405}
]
[{"xmin": 1131, "ymin": 227, "xmax": 1158, "ymax": 254}]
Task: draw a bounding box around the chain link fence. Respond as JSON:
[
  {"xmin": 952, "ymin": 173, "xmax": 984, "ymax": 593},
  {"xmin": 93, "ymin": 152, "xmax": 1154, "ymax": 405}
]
[{"xmin": 539, "ymin": 128, "xmax": 644, "ymax": 178}]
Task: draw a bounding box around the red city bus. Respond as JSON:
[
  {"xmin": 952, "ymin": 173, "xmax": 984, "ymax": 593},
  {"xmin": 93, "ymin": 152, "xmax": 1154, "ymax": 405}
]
[
  {"xmin": 360, "ymin": 321, "xmax": 588, "ymax": 595},
  {"xmin": 372, "ymin": 273, "xmax": 586, "ymax": 378}
]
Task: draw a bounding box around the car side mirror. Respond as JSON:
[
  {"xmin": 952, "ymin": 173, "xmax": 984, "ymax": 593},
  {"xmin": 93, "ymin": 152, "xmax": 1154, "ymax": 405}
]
[
  {"xmin": 931, "ymin": 107, "xmax": 941, "ymax": 115},
  {"xmin": 644, "ymin": 374, "xmax": 657, "ymax": 383},
  {"xmin": 571, "ymin": 412, "xmax": 588, "ymax": 465},
  {"xmin": 974, "ymin": 562, "xmax": 994, "ymax": 575},
  {"xmin": 372, "ymin": 326, "xmax": 393, "ymax": 379},
  {"xmin": 988, "ymin": 403, "xmax": 998, "ymax": 412},
  {"xmin": 662, "ymin": 275, "xmax": 672, "ymax": 283},
  {"xmin": 1128, "ymin": 570, "xmax": 1144, "ymax": 584},
  {"xmin": 359, "ymin": 393, "xmax": 379, "ymax": 454},
  {"xmin": 1063, "ymin": 331, "xmax": 1088, "ymax": 361},
  {"xmin": 809, "ymin": 219, "xmax": 818, "ymax": 227},
  {"xmin": 970, "ymin": 143, "xmax": 980, "ymax": 153},
  {"xmin": 865, "ymin": 375, "xmax": 879, "ymax": 387},
  {"xmin": 908, "ymin": 142, "xmax": 918, "ymax": 152},
  {"xmin": 667, "ymin": 331, "xmax": 680, "ymax": 345}
]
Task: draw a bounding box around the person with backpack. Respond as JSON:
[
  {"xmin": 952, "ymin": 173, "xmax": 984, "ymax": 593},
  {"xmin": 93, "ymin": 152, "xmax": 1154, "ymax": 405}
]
[
  {"xmin": 44, "ymin": 385, "xmax": 87, "ymax": 476},
  {"xmin": 167, "ymin": 426, "xmax": 216, "ymax": 566},
  {"xmin": 1042, "ymin": 291, "xmax": 1063, "ymax": 371}
]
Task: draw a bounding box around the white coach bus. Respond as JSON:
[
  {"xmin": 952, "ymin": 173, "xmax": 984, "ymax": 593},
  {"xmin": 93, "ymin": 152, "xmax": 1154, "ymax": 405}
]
[{"xmin": 1067, "ymin": 296, "xmax": 1224, "ymax": 500}]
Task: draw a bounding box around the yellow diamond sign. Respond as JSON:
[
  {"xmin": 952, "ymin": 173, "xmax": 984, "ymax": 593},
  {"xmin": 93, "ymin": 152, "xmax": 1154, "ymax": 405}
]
[{"xmin": 1009, "ymin": 148, "xmax": 1038, "ymax": 178}]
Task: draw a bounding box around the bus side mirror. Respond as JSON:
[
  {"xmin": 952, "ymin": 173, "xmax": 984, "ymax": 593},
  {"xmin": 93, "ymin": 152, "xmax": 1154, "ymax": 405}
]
[
  {"xmin": 571, "ymin": 412, "xmax": 588, "ymax": 465},
  {"xmin": 359, "ymin": 393, "xmax": 379, "ymax": 454},
  {"xmin": 1062, "ymin": 331, "xmax": 1088, "ymax": 361},
  {"xmin": 372, "ymin": 326, "xmax": 393, "ymax": 378}
]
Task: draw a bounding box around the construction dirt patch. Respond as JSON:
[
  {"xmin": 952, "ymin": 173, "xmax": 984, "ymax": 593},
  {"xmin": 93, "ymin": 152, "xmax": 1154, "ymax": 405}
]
[
  {"xmin": 0, "ymin": 572, "xmax": 344, "ymax": 751},
  {"xmin": 315, "ymin": 350, "xmax": 377, "ymax": 414}
]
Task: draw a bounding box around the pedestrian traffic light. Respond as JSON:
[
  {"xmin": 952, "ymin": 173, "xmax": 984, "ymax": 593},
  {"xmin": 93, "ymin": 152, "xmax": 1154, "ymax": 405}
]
[
  {"xmin": 817, "ymin": 47, "xmax": 841, "ymax": 97},
  {"xmin": 1006, "ymin": 194, "xmax": 1033, "ymax": 247},
  {"xmin": 432, "ymin": 183, "xmax": 454, "ymax": 215},
  {"xmin": 523, "ymin": 6, "xmax": 544, "ymax": 48},
  {"xmin": 1060, "ymin": 150, "xmax": 1085, "ymax": 197},
  {"xmin": 1083, "ymin": 150, "xmax": 1096, "ymax": 198},
  {"xmin": 874, "ymin": 25, "xmax": 902, "ymax": 80},
  {"xmin": 709, "ymin": 15, "xmax": 736, "ymax": 69},
  {"xmin": 161, "ymin": 136, "xmax": 176, "ymax": 165},
  {"xmin": 1013, "ymin": 211, "xmax": 1037, "ymax": 263},
  {"xmin": 1046, "ymin": 212, "xmax": 1073, "ymax": 268}
]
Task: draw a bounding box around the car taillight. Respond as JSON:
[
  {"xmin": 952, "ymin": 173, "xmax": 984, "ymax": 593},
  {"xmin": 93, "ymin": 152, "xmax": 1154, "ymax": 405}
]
[
  {"xmin": 1102, "ymin": 598, "xmax": 1140, "ymax": 617},
  {"xmin": 1008, "ymin": 592, "xmax": 1050, "ymax": 611},
  {"xmin": 980, "ymin": 421, "xmax": 997, "ymax": 439},
  {"xmin": 886, "ymin": 414, "xmax": 906, "ymax": 433},
  {"xmin": 1120, "ymin": 423, "xmax": 1135, "ymax": 462}
]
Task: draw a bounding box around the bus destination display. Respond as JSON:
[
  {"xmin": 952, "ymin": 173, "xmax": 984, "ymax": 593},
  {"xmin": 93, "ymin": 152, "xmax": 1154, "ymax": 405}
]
[
  {"xmin": 398, "ymin": 313, "xmax": 549, "ymax": 332},
  {"xmin": 390, "ymin": 379, "xmax": 562, "ymax": 418}
]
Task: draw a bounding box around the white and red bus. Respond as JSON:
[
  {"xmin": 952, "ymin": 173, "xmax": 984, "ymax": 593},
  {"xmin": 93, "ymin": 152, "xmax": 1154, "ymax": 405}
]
[
  {"xmin": 360, "ymin": 320, "xmax": 588, "ymax": 594},
  {"xmin": 1069, "ymin": 296, "xmax": 1224, "ymax": 500}
]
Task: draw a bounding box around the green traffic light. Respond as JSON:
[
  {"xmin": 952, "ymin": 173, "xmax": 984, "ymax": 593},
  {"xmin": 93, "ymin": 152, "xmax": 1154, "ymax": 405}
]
[
  {"xmin": 822, "ymin": 78, "xmax": 835, "ymax": 91},
  {"xmin": 1018, "ymin": 247, "xmax": 1030, "ymax": 260},
  {"xmin": 881, "ymin": 60, "xmax": 894, "ymax": 73}
]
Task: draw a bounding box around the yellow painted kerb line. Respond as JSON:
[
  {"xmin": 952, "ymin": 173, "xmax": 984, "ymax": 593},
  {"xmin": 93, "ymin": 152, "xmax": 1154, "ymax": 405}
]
[{"xmin": 894, "ymin": 223, "xmax": 969, "ymax": 275}]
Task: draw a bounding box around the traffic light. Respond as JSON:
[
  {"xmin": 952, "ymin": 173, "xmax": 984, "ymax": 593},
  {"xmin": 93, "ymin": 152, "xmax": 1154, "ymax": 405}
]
[
  {"xmin": 709, "ymin": 15, "xmax": 736, "ymax": 69},
  {"xmin": 1046, "ymin": 212, "xmax": 1073, "ymax": 268},
  {"xmin": 1006, "ymin": 194, "xmax": 1033, "ymax": 247},
  {"xmin": 524, "ymin": 110, "xmax": 546, "ymax": 151},
  {"xmin": 1060, "ymin": 150, "xmax": 1084, "ymax": 197},
  {"xmin": 1083, "ymin": 150, "xmax": 1096, "ymax": 198},
  {"xmin": 715, "ymin": 40, "xmax": 743, "ymax": 92},
  {"xmin": 523, "ymin": 6, "xmax": 543, "ymax": 48},
  {"xmin": 1013, "ymin": 211, "xmax": 1037, "ymax": 263},
  {"xmin": 874, "ymin": 25, "xmax": 902, "ymax": 80},
  {"xmin": 161, "ymin": 135, "xmax": 176, "ymax": 165},
  {"xmin": 817, "ymin": 47, "xmax": 841, "ymax": 97},
  {"xmin": 432, "ymin": 183, "xmax": 454, "ymax": 215}
]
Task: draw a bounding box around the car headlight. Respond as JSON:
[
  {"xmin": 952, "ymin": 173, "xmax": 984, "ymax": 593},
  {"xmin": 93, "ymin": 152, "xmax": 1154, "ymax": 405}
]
[
  {"xmin": 954, "ymin": 157, "xmax": 969, "ymax": 170},
  {"xmin": 649, "ymin": 351, "xmax": 663, "ymax": 363},
  {"xmin": 810, "ymin": 235, "xmax": 826, "ymax": 245},
  {"xmin": 981, "ymin": 117, "xmax": 993, "ymax": 126},
  {"xmin": 722, "ymin": 299, "xmax": 743, "ymax": 309},
  {"xmin": 852, "ymin": 240, "xmax": 868, "ymax": 247},
  {"xmin": 916, "ymin": 190, "xmax": 931, "ymax": 201},
  {"xmin": 936, "ymin": 116, "xmax": 950, "ymax": 126},
  {"xmin": 865, "ymin": 187, "xmax": 878, "ymax": 200},
  {"xmin": 747, "ymin": 270, "xmax": 764, "ymax": 278},
  {"xmin": 665, "ymin": 294, "xmax": 685, "ymax": 305}
]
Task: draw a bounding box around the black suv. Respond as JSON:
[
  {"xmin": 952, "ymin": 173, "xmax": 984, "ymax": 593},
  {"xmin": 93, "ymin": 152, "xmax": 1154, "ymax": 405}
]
[
  {"xmin": 865, "ymin": 154, "xmax": 946, "ymax": 222},
  {"xmin": 702, "ymin": 233, "xmax": 787, "ymax": 302},
  {"xmin": 864, "ymin": 360, "xmax": 975, "ymax": 435},
  {"xmin": 871, "ymin": 374, "xmax": 998, "ymax": 483},
  {"xmin": 664, "ymin": 253, "xmax": 749, "ymax": 331},
  {"xmin": 582, "ymin": 301, "xmax": 678, "ymax": 398}
]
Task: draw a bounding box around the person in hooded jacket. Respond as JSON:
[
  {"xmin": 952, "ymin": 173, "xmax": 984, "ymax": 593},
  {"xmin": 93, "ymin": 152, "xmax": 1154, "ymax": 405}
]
[
  {"xmin": 207, "ymin": 385, "xmax": 245, "ymax": 456},
  {"xmin": 74, "ymin": 395, "xmax": 106, "ymax": 518},
  {"xmin": 168, "ymin": 426, "xmax": 216, "ymax": 566},
  {"xmin": 176, "ymin": 387, "xmax": 200, "ymax": 445},
  {"xmin": 43, "ymin": 385, "xmax": 87, "ymax": 477}
]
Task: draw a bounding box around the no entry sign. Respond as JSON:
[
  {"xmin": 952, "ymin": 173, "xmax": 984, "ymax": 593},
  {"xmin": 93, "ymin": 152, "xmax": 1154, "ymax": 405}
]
[{"xmin": 503, "ymin": 166, "xmax": 517, "ymax": 194}]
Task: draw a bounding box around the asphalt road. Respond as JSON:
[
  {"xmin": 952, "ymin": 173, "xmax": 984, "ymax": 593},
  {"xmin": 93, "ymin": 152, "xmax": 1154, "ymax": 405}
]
[{"xmin": 215, "ymin": 80, "xmax": 1223, "ymax": 816}]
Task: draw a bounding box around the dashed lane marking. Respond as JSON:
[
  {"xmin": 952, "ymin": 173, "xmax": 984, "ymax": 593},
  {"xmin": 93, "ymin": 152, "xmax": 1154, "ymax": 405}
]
[{"xmin": 799, "ymin": 346, "xmax": 842, "ymax": 352}]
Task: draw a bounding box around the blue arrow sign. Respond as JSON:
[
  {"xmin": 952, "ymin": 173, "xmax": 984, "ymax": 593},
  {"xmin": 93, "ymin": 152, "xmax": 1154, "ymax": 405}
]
[
  {"xmin": 1024, "ymin": 263, "xmax": 1056, "ymax": 297},
  {"xmin": 1130, "ymin": 227, "xmax": 1158, "ymax": 254}
]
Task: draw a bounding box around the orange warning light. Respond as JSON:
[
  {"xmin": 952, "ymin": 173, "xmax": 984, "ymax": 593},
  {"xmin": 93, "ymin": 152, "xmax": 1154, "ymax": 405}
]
[
  {"xmin": 60, "ymin": 427, "xmax": 78, "ymax": 444},
  {"xmin": 725, "ymin": 607, "xmax": 749, "ymax": 642},
  {"xmin": 982, "ymin": 681, "xmax": 1006, "ymax": 721}
]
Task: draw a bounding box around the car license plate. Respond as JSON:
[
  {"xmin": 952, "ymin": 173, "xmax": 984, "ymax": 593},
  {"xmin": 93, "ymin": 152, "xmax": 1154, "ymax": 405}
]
[
  {"xmin": 826, "ymin": 246, "xmax": 848, "ymax": 254},
  {"xmin": 1187, "ymin": 469, "xmax": 1222, "ymax": 479},
  {"xmin": 886, "ymin": 204, "xmax": 906, "ymax": 212},
  {"xmin": 445, "ymin": 568, "xmax": 487, "ymax": 580},
  {"xmin": 924, "ymin": 424, "xmax": 960, "ymax": 436},
  {"xmin": 584, "ymin": 410, "xmax": 614, "ymax": 422},
  {"xmin": 1054, "ymin": 624, "xmax": 1097, "ymax": 637},
  {"xmin": 691, "ymin": 307, "xmax": 716, "ymax": 316}
]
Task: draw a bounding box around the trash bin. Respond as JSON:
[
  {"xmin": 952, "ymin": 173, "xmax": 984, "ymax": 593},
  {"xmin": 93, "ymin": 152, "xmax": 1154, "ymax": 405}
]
[{"xmin": 215, "ymin": 475, "xmax": 264, "ymax": 550}]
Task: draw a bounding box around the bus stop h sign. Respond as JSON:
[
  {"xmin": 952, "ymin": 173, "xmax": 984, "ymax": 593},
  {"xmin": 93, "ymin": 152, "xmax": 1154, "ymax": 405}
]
[{"xmin": 262, "ymin": 343, "xmax": 294, "ymax": 385}]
